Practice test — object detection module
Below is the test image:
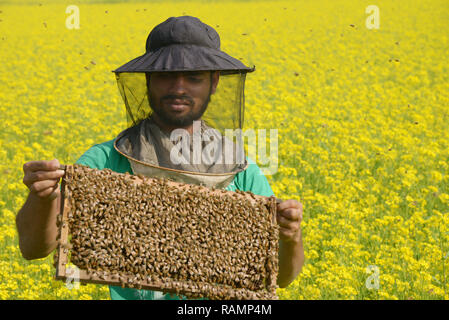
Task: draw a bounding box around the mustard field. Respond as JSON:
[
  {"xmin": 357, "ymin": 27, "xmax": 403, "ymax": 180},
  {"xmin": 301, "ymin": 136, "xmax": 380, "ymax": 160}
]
[{"xmin": 0, "ymin": 0, "xmax": 448, "ymax": 299}]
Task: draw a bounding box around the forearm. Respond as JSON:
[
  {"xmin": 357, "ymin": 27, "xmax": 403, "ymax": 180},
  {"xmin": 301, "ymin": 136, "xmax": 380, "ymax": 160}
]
[
  {"xmin": 16, "ymin": 192, "xmax": 60, "ymax": 260},
  {"xmin": 277, "ymin": 229, "xmax": 305, "ymax": 288}
]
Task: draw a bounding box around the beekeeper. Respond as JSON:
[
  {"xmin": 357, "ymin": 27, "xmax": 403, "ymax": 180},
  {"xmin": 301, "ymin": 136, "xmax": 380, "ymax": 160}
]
[{"xmin": 16, "ymin": 16, "xmax": 304, "ymax": 300}]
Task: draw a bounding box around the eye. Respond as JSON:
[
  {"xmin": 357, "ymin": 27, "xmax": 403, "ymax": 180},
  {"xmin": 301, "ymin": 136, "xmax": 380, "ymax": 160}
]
[
  {"xmin": 187, "ymin": 72, "xmax": 208, "ymax": 81},
  {"xmin": 188, "ymin": 76, "xmax": 203, "ymax": 82}
]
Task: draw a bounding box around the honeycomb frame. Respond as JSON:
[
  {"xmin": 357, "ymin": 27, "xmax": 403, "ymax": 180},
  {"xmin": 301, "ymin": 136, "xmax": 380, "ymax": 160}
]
[{"xmin": 54, "ymin": 164, "xmax": 279, "ymax": 299}]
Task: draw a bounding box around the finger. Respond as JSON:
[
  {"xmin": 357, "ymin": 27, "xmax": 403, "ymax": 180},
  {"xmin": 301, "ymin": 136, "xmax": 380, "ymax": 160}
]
[
  {"xmin": 23, "ymin": 170, "xmax": 65, "ymax": 185},
  {"xmin": 277, "ymin": 199, "xmax": 302, "ymax": 211},
  {"xmin": 29, "ymin": 179, "xmax": 59, "ymax": 194},
  {"xmin": 23, "ymin": 159, "xmax": 61, "ymax": 173},
  {"xmin": 47, "ymin": 185, "xmax": 61, "ymax": 201},
  {"xmin": 37, "ymin": 184, "xmax": 60, "ymax": 199},
  {"xmin": 279, "ymin": 208, "xmax": 302, "ymax": 221},
  {"xmin": 276, "ymin": 214, "xmax": 300, "ymax": 231},
  {"xmin": 23, "ymin": 170, "xmax": 65, "ymax": 184},
  {"xmin": 279, "ymin": 226, "xmax": 296, "ymax": 239}
]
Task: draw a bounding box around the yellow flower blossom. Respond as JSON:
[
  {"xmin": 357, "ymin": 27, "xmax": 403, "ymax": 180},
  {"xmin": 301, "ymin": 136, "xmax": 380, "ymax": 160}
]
[{"xmin": 1, "ymin": 0, "xmax": 448, "ymax": 300}]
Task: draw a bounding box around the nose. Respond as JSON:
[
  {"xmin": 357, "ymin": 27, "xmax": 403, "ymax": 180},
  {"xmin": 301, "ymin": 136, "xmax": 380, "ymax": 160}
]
[{"xmin": 170, "ymin": 74, "xmax": 188, "ymax": 95}]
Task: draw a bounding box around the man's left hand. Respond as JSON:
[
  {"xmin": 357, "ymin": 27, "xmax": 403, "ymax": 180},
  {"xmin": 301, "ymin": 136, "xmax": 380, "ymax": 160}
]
[{"xmin": 276, "ymin": 199, "xmax": 303, "ymax": 243}]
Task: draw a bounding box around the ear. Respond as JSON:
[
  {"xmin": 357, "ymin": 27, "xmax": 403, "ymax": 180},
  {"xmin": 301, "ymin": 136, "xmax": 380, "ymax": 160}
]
[
  {"xmin": 210, "ymin": 71, "xmax": 219, "ymax": 94},
  {"xmin": 145, "ymin": 73, "xmax": 151, "ymax": 90}
]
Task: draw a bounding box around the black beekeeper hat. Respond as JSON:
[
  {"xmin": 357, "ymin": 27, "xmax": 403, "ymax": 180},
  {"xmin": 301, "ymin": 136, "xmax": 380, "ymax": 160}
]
[
  {"xmin": 114, "ymin": 16, "xmax": 255, "ymax": 73},
  {"xmin": 112, "ymin": 15, "xmax": 255, "ymax": 131}
]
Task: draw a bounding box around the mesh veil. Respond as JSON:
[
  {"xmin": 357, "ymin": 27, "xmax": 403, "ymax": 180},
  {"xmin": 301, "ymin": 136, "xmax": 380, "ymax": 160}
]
[{"xmin": 114, "ymin": 70, "xmax": 247, "ymax": 134}]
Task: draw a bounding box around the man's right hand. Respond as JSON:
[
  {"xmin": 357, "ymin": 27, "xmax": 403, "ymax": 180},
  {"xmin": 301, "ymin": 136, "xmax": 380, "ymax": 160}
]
[{"xmin": 22, "ymin": 159, "xmax": 65, "ymax": 201}]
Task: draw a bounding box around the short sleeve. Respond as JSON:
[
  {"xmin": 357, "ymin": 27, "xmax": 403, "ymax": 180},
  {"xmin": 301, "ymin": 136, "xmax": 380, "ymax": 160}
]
[
  {"xmin": 234, "ymin": 158, "xmax": 275, "ymax": 197},
  {"xmin": 75, "ymin": 144, "xmax": 110, "ymax": 170}
]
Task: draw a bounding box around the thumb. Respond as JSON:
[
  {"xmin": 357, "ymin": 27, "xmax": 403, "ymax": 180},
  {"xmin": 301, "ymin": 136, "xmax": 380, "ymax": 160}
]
[{"xmin": 48, "ymin": 184, "xmax": 60, "ymax": 201}]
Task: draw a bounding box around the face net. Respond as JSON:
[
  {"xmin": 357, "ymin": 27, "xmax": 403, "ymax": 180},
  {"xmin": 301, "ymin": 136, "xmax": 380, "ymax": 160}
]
[
  {"xmin": 114, "ymin": 71, "xmax": 247, "ymax": 134},
  {"xmin": 113, "ymin": 70, "xmax": 251, "ymax": 173}
]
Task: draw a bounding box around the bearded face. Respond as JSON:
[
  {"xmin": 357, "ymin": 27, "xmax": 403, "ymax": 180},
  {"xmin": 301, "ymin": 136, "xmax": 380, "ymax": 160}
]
[{"xmin": 146, "ymin": 71, "xmax": 218, "ymax": 128}]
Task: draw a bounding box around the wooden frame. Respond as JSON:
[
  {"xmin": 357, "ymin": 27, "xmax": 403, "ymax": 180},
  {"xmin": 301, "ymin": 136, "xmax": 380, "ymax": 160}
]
[{"xmin": 54, "ymin": 165, "xmax": 279, "ymax": 299}]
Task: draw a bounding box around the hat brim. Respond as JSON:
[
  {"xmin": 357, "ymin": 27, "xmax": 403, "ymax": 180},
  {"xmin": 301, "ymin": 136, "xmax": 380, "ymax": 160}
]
[{"xmin": 112, "ymin": 44, "xmax": 255, "ymax": 74}]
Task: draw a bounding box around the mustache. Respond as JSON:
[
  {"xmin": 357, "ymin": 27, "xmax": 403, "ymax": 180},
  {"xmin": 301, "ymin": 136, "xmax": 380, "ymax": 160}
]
[{"xmin": 161, "ymin": 95, "xmax": 194, "ymax": 106}]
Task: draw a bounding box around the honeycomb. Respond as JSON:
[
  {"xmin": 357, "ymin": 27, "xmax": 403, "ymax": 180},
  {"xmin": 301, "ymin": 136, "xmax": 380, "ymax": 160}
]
[{"xmin": 54, "ymin": 164, "xmax": 279, "ymax": 299}]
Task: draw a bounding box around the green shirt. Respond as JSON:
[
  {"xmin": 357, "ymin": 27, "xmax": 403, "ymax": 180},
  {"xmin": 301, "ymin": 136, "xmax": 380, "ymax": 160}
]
[{"xmin": 75, "ymin": 138, "xmax": 274, "ymax": 300}]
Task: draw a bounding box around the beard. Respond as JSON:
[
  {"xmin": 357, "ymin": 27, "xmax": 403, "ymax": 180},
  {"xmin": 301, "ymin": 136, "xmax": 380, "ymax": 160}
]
[{"xmin": 147, "ymin": 88, "xmax": 212, "ymax": 127}]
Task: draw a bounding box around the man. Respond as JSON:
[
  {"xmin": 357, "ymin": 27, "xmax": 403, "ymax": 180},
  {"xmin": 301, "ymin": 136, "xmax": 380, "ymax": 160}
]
[{"xmin": 16, "ymin": 16, "xmax": 304, "ymax": 300}]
